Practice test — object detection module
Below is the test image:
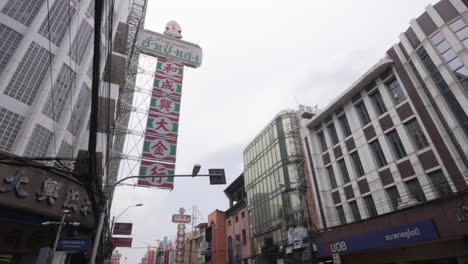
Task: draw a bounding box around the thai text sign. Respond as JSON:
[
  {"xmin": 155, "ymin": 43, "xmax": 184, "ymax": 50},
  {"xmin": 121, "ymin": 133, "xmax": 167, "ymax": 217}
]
[
  {"xmin": 316, "ymin": 220, "xmax": 439, "ymax": 256},
  {"xmin": 112, "ymin": 237, "xmax": 133, "ymax": 247},
  {"xmin": 172, "ymin": 214, "xmax": 191, "ymax": 223},
  {"xmin": 137, "ymin": 30, "xmax": 202, "ymax": 68},
  {"xmin": 138, "ymin": 160, "xmax": 174, "ymax": 189},
  {"xmin": 113, "ymin": 223, "xmax": 133, "ymax": 235}
]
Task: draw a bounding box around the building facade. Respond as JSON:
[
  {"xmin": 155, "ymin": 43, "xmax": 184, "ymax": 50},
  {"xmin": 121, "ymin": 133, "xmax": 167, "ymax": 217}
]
[
  {"xmin": 301, "ymin": 0, "xmax": 468, "ymax": 262},
  {"xmin": 207, "ymin": 210, "xmax": 227, "ymax": 264},
  {"xmin": 224, "ymin": 174, "xmax": 254, "ymax": 264},
  {"xmin": 243, "ymin": 110, "xmax": 314, "ymax": 263}
]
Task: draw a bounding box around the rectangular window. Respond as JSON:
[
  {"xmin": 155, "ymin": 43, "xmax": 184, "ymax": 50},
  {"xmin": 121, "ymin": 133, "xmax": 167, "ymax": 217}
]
[
  {"xmin": 369, "ymin": 90, "xmax": 387, "ymax": 116},
  {"xmin": 38, "ymin": 0, "xmax": 77, "ymax": 46},
  {"xmin": 338, "ymin": 159, "xmax": 351, "ymax": 183},
  {"xmin": 317, "ymin": 131, "xmax": 328, "ymax": 152},
  {"xmin": 364, "ymin": 195, "xmax": 378, "ymax": 217},
  {"xmin": 427, "ymin": 170, "xmax": 452, "ymax": 198},
  {"xmin": 405, "ymin": 178, "xmax": 427, "ymax": 202},
  {"xmin": 42, "ymin": 64, "xmax": 76, "ymax": 121},
  {"xmin": 2, "ymin": 0, "xmax": 45, "ymax": 26},
  {"xmin": 67, "ymin": 83, "xmax": 91, "ymax": 136},
  {"xmin": 0, "ymin": 107, "xmax": 25, "ymax": 152},
  {"xmin": 385, "ymin": 78, "xmax": 406, "ymax": 105},
  {"xmin": 327, "ymin": 122, "xmax": 339, "ymax": 145},
  {"xmin": 336, "ymin": 206, "xmax": 346, "ymax": 225},
  {"xmin": 23, "ymin": 124, "xmax": 53, "ymax": 157},
  {"xmin": 242, "ymin": 229, "xmax": 247, "ymax": 245},
  {"xmin": 349, "ymin": 201, "xmax": 361, "ymax": 221},
  {"xmin": 326, "ymin": 166, "xmax": 337, "ymax": 189},
  {"xmin": 404, "ymin": 119, "xmax": 429, "ymax": 150},
  {"xmin": 385, "ymin": 130, "xmax": 407, "ymax": 160},
  {"xmin": 355, "ymin": 101, "xmax": 371, "ymax": 125},
  {"xmin": 70, "ymin": 21, "xmax": 93, "ymax": 65},
  {"xmin": 385, "ymin": 186, "xmax": 400, "ymax": 211},
  {"xmin": 4, "ymin": 42, "xmax": 52, "ymax": 105},
  {"xmin": 350, "ymin": 151, "xmax": 365, "ymax": 177},
  {"xmin": 0, "ymin": 24, "xmax": 23, "ymax": 76},
  {"xmin": 370, "ymin": 140, "xmax": 387, "ymax": 168},
  {"xmin": 338, "ymin": 114, "xmax": 352, "ymax": 137}
]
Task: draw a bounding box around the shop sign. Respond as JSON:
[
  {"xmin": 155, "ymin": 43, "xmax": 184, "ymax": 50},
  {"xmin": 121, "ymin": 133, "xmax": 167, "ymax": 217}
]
[
  {"xmin": 112, "ymin": 237, "xmax": 133, "ymax": 247},
  {"xmin": 138, "ymin": 161, "xmax": 175, "ymax": 189},
  {"xmin": 113, "ymin": 223, "xmax": 133, "ymax": 235},
  {"xmin": 317, "ymin": 220, "xmax": 439, "ymax": 257},
  {"xmin": 0, "ymin": 164, "xmax": 95, "ymax": 227},
  {"xmin": 142, "ymin": 135, "xmax": 177, "ymax": 162},
  {"xmin": 172, "ymin": 214, "xmax": 191, "ymax": 223},
  {"xmin": 137, "ymin": 30, "xmax": 203, "ymax": 68},
  {"xmin": 57, "ymin": 238, "xmax": 89, "ymax": 250}
]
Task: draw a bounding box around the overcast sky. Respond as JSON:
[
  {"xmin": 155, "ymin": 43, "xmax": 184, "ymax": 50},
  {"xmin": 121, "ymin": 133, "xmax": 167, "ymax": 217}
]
[{"xmin": 111, "ymin": 0, "xmax": 439, "ymax": 262}]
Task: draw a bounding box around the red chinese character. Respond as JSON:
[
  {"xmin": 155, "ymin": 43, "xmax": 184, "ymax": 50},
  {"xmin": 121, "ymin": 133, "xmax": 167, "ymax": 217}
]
[
  {"xmin": 155, "ymin": 118, "xmax": 170, "ymax": 132},
  {"xmin": 150, "ymin": 165, "xmax": 166, "ymax": 183},
  {"xmin": 163, "ymin": 63, "xmax": 178, "ymax": 74},
  {"xmin": 151, "ymin": 141, "xmax": 168, "ymax": 156},
  {"xmin": 158, "ymin": 98, "xmax": 173, "ymax": 112},
  {"xmin": 161, "ymin": 79, "xmax": 175, "ymax": 91}
]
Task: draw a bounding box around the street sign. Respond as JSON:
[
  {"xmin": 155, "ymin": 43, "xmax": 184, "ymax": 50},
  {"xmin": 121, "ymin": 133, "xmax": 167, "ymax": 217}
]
[
  {"xmin": 209, "ymin": 169, "xmax": 226, "ymax": 185},
  {"xmin": 112, "ymin": 237, "xmax": 133, "ymax": 247},
  {"xmin": 57, "ymin": 239, "xmax": 89, "ymax": 250},
  {"xmin": 137, "ymin": 30, "xmax": 203, "ymax": 68},
  {"xmin": 113, "ymin": 223, "xmax": 133, "ymax": 235},
  {"xmin": 172, "ymin": 214, "xmax": 191, "ymax": 223}
]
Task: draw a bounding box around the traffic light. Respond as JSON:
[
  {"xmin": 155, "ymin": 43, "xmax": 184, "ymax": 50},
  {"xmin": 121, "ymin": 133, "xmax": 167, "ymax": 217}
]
[{"xmin": 208, "ymin": 169, "xmax": 226, "ymax": 185}]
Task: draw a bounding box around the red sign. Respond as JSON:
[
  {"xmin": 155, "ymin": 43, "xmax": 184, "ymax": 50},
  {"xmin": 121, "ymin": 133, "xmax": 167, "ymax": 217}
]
[
  {"xmin": 112, "ymin": 237, "xmax": 133, "ymax": 247},
  {"xmin": 147, "ymin": 250, "xmax": 155, "ymax": 264},
  {"xmin": 172, "ymin": 214, "xmax": 191, "ymax": 223},
  {"xmin": 113, "ymin": 223, "xmax": 133, "ymax": 235},
  {"xmin": 163, "ymin": 251, "xmax": 169, "ymax": 264}
]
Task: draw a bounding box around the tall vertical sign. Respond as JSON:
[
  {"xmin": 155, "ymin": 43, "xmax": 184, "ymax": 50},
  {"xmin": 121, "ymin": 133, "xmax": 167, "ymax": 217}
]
[
  {"xmin": 172, "ymin": 207, "xmax": 190, "ymax": 263},
  {"xmin": 137, "ymin": 21, "xmax": 202, "ymax": 190}
]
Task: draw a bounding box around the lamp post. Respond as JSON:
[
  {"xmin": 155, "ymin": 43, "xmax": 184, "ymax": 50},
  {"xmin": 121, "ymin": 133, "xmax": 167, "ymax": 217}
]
[
  {"xmin": 90, "ymin": 164, "xmax": 225, "ymax": 264},
  {"xmin": 42, "ymin": 209, "xmax": 71, "ymax": 264},
  {"xmin": 110, "ymin": 203, "xmax": 143, "ymax": 235}
]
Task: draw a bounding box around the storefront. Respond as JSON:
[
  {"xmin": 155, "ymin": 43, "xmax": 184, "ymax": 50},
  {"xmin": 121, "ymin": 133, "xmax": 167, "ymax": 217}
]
[{"xmin": 0, "ymin": 159, "xmax": 96, "ymax": 263}]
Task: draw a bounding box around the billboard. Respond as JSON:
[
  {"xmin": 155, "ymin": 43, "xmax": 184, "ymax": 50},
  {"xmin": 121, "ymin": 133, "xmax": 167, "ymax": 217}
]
[
  {"xmin": 138, "ymin": 160, "xmax": 175, "ymax": 189},
  {"xmin": 137, "ymin": 30, "xmax": 203, "ymax": 68},
  {"xmin": 113, "ymin": 223, "xmax": 133, "ymax": 235},
  {"xmin": 172, "ymin": 214, "xmax": 191, "ymax": 223}
]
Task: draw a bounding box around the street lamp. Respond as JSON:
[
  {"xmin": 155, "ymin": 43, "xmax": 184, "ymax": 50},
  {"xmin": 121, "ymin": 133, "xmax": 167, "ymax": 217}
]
[
  {"xmin": 42, "ymin": 209, "xmax": 71, "ymax": 264},
  {"xmin": 110, "ymin": 203, "xmax": 144, "ymax": 234},
  {"xmin": 90, "ymin": 164, "xmax": 226, "ymax": 264}
]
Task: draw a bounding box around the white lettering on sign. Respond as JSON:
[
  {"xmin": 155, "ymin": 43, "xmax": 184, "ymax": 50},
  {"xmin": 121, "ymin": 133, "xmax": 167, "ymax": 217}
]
[
  {"xmin": 330, "ymin": 241, "xmax": 348, "ymax": 253},
  {"xmin": 172, "ymin": 214, "xmax": 191, "ymax": 223}
]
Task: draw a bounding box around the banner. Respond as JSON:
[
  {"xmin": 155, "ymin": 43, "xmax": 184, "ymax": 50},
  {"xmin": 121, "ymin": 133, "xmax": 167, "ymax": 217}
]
[
  {"xmin": 138, "ymin": 160, "xmax": 174, "ymax": 189},
  {"xmin": 149, "ymin": 93, "xmax": 181, "ymax": 118},
  {"xmin": 146, "ymin": 113, "xmax": 178, "ymax": 138},
  {"xmin": 156, "ymin": 59, "xmax": 184, "ymax": 81},
  {"xmin": 142, "ymin": 136, "xmax": 177, "ymax": 162}
]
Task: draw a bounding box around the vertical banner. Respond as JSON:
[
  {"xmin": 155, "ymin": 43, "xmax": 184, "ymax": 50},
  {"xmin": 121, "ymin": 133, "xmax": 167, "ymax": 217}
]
[
  {"xmin": 138, "ymin": 160, "xmax": 175, "ymax": 189},
  {"xmin": 174, "ymin": 208, "xmax": 189, "ymax": 263}
]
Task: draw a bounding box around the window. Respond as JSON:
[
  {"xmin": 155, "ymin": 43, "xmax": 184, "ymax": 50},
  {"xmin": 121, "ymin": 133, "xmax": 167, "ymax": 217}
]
[
  {"xmin": 405, "ymin": 178, "xmax": 426, "ymax": 202},
  {"xmin": 67, "ymin": 83, "xmax": 91, "ymax": 136},
  {"xmin": 242, "ymin": 229, "xmax": 247, "ymax": 245},
  {"xmin": 2, "ymin": 0, "xmax": 45, "ymax": 26},
  {"xmin": 42, "ymin": 64, "xmax": 76, "ymax": 121},
  {"xmin": 338, "ymin": 159, "xmax": 350, "ymax": 183},
  {"xmin": 235, "ymin": 216, "xmax": 239, "ymax": 222},
  {"xmin": 0, "ymin": 25, "xmax": 23, "ymax": 76},
  {"xmin": 317, "ymin": 131, "xmax": 327, "ymax": 152},
  {"xmin": 227, "ymin": 236, "xmax": 233, "ymax": 261},
  {"xmin": 349, "ymin": 201, "xmax": 361, "ymax": 221},
  {"xmin": 338, "ymin": 114, "xmax": 351, "ymax": 137},
  {"xmin": 327, "ymin": 122, "xmax": 339, "ymax": 145},
  {"xmin": 38, "ymin": 0, "xmax": 77, "ymax": 46},
  {"xmin": 23, "ymin": 124, "xmax": 53, "ymax": 157},
  {"xmin": 385, "ymin": 130, "xmax": 407, "ymax": 160},
  {"xmin": 385, "ymin": 78, "xmax": 406, "ymax": 105},
  {"xmin": 350, "ymin": 151, "xmax": 365, "ymax": 177},
  {"xmin": 4, "ymin": 42, "xmax": 52, "ymax": 105},
  {"xmin": 385, "ymin": 186, "xmax": 400, "ymax": 211},
  {"xmin": 228, "ymin": 220, "xmax": 231, "ymax": 226},
  {"xmin": 336, "ymin": 206, "xmax": 346, "ymax": 225},
  {"xmin": 364, "ymin": 195, "xmax": 378, "ymax": 217},
  {"xmin": 70, "ymin": 21, "xmax": 93, "ymax": 65},
  {"xmin": 241, "ymin": 211, "xmax": 245, "ymax": 218},
  {"xmin": 0, "ymin": 107, "xmax": 24, "ymax": 152},
  {"xmin": 404, "ymin": 119, "xmax": 429, "ymax": 150},
  {"xmin": 370, "ymin": 140, "xmax": 387, "ymax": 168},
  {"xmin": 369, "ymin": 90, "xmax": 387, "ymax": 116},
  {"xmin": 355, "ymin": 101, "xmax": 371, "ymax": 125},
  {"xmin": 326, "ymin": 166, "xmax": 337, "ymax": 189},
  {"xmin": 427, "ymin": 170, "xmax": 452, "ymax": 198}
]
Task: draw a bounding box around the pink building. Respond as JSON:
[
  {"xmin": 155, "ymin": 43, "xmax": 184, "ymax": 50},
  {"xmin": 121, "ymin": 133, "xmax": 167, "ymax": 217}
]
[
  {"xmin": 224, "ymin": 174, "xmax": 254, "ymax": 264},
  {"xmin": 207, "ymin": 210, "xmax": 227, "ymax": 264}
]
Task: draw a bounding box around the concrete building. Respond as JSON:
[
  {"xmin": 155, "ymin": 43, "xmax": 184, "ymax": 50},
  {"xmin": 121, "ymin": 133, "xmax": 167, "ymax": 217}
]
[
  {"xmin": 207, "ymin": 210, "xmax": 227, "ymax": 264},
  {"xmin": 301, "ymin": 0, "xmax": 468, "ymax": 263},
  {"xmin": 224, "ymin": 174, "xmax": 254, "ymax": 264},
  {"xmin": 243, "ymin": 110, "xmax": 315, "ymax": 263}
]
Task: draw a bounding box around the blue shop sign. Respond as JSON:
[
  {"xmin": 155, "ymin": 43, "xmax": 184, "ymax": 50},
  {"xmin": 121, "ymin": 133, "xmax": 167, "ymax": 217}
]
[
  {"xmin": 317, "ymin": 219, "xmax": 439, "ymax": 257},
  {"xmin": 57, "ymin": 238, "xmax": 89, "ymax": 250}
]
